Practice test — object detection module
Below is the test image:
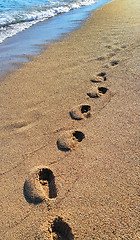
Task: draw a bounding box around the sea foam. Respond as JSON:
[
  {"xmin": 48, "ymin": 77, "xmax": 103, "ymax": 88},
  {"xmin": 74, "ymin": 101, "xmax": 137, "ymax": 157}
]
[{"xmin": 0, "ymin": 0, "xmax": 96, "ymax": 43}]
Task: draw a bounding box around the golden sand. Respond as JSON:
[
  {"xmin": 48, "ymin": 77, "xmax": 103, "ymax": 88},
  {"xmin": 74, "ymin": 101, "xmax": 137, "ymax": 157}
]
[{"xmin": 0, "ymin": 0, "xmax": 140, "ymax": 239}]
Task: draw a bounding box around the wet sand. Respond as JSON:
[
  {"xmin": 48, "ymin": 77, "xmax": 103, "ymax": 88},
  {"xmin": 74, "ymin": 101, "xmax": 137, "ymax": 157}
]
[{"xmin": 0, "ymin": 0, "xmax": 140, "ymax": 239}]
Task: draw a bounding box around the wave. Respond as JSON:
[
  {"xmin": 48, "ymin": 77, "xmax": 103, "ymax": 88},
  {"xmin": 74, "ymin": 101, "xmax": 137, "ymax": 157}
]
[{"xmin": 0, "ymin": 0, "xmax": 96, "ymax": 43}]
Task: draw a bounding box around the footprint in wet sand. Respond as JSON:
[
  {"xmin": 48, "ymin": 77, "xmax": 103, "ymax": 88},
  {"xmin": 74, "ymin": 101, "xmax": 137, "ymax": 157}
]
[
  {"xmin": 24, "ymin": 166, "xmax": 57, "ymax": 204},
  {"xmin": 49, "ymin": 217, "xmax": 74, "ymax": 240},
  {"xmin": 69, "ymin": 104, "xmax": 91, "ymax": 120},
  {"xmin": 57, "ymin": 130, "xmax": 85, "ymax": 151},
  {"xmin": 87, "ymin": 86, "xmax": 108, "ymax": 98}
]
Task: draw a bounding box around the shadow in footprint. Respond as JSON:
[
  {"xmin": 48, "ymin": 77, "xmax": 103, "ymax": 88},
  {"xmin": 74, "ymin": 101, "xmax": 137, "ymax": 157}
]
[
  {"xmin": 73, "ymin": 131, "xmax": 85, "ymax": 142},
  {"xmin": 57, "ymin": 130, "xmax": 85, "ymax": 151},
  {"xmin": 24, "ymin": 166, "xmax": 57, "ymax": 204},
  {"xmin": 23, "ymin": 183, "xmax": 42, "ymax": 205},
  {"xmin": 98, "ymin": 87, "xmax": 108, "ymax": 94},
  {"xmin": 50, "ymin": 217, "xmax": 74, "ymax": 240},
  {"xmin": 70, "ymin": 104, "xmax": 91, "ymax": 120},
  {"xmin": 90, "ymin": 79, "xmax": 102, "ymax": 83}
]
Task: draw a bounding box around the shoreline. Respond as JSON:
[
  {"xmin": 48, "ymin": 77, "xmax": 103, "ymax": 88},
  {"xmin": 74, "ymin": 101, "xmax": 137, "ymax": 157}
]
[
  {"xmin": 0, "ymin": 0, "xmax": 112, "ymax": 80},
  {"xmin": 0, "ymin": 0, "xmax": 140, "ymax": 239}
]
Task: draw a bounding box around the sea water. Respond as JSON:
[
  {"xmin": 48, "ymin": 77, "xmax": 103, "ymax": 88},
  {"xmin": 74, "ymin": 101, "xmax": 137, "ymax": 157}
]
[
  {"xmin": 0, "ymin": 0, "xmax": 111, "ymax": 77},
  {"xmin": 0, "ymin": 0, "xmax": 98, "ymax": 43}
]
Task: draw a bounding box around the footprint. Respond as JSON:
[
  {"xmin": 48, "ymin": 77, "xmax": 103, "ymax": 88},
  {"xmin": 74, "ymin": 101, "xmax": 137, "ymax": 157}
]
[
  {"xmin": 96, "ymin": 56, "xmax": 106, "ymax": 61},
  {"xmin": 121, "ymin": 45, "xmax": 127, "ymax": 49},
  {"xmin": 103, "ymin": 64, "xmax": 109, "ymax": 69},
  {"xmin": 5, "ymin": 109, "xmax": 44, "ymax": 133},
  {"xmin": 69, "ymin": 104, "xmax": 91, "ymax": 120},
  {"xmin": 10, "ymin": 121, "xmax": 27, "ymax": 129},
  {"xmin": 91, "ymin": 72, "xmax": 107, "ymax": 82},
  {"xmin": 7, "ymin": 120, "xmax": 29, "ymax": 131},
  {"xmin": 109, "ymin": 52, "xmax": 116, "ymax": 57},
  {"xmin": 50, "ymin": 217, "xmax": 74, "ymax": 240},
  {"xmin": 24, "ymin": 166, "xmax": 57, "ymax": 204},
  {"xmin": 109, "ymin": 48, "xmax": 121, "ymax": 58},
  {"xmin": 5, "ymin": 120, "xmax": 34, "ymax": 133},
  {"xmin": 113, "ymin": 48, "xmax": 121, "ymax": 53},
  {"xmin": 57, "ymin": 130, "xmax": 85, "ymax": 151},
  {"xmin": 105, "ymin": 45, "xmax": 112, "ymax": 49},
  {"xmin": 87, "ymin": 86, "xmax": 108, "ymax": 98},
  {"xmin": 110, "ymin": 60, "xmax": 119, "ymax": 66}
]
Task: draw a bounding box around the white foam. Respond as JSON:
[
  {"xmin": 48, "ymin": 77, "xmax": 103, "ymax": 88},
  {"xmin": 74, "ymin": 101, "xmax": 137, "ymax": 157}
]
[{"xmin": 0, "ymin": 0, "xmax": 96, "ymax": 43}]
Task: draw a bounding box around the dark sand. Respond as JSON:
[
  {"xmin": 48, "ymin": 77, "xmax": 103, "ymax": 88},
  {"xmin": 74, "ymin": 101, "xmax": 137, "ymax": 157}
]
[{"xmin": 0, "ymin": 0, "xmax": 140, "ymax": 239}]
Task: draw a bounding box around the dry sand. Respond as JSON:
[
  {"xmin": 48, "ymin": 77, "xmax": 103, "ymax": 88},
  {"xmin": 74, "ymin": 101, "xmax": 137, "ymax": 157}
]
[{"xmin": 0, "ymin": 0, "xmax": 140, "ymax": 239}]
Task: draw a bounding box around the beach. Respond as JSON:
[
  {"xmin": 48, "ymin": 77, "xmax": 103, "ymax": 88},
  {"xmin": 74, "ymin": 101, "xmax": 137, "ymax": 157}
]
[{"xmin": 0, "ymin": 0, "xmax": 140, "ymax": 239}]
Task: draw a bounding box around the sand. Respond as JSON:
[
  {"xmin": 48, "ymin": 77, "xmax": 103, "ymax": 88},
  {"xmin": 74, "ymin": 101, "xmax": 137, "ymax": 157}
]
[{"xmin": 0, "ymin": 0, "xmax": 140, "ymax": 239}]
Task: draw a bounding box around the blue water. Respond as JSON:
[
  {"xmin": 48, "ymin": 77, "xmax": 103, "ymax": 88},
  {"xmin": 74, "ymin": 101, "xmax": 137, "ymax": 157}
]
[
  {"xmin": 0, "ymin": 0, "xmax": 112, "ymax": 78},
  {"xmin": 0, "ymin": 0, "xmax": 97, "ymax": 43}
]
